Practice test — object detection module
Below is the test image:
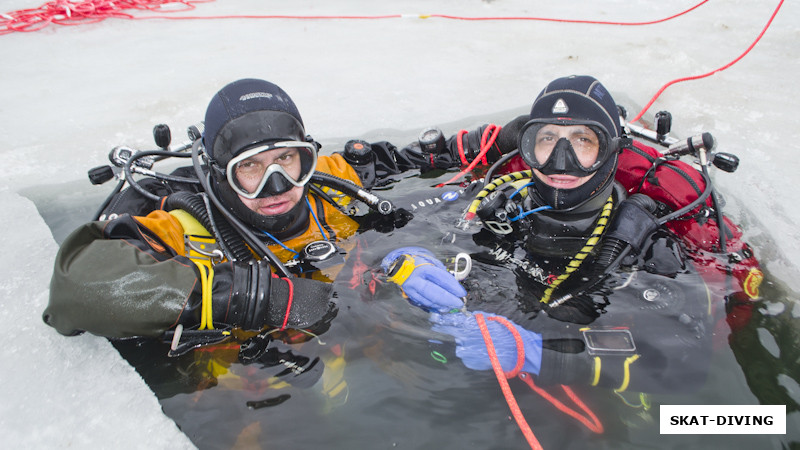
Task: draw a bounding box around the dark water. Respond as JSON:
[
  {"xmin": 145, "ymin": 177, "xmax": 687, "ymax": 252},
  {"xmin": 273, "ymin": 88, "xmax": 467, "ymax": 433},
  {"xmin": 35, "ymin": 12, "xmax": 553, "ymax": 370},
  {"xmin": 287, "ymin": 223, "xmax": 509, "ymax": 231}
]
[{"xmin": 24, "ymin": 156, "xmax": 800, "ymax": 450}]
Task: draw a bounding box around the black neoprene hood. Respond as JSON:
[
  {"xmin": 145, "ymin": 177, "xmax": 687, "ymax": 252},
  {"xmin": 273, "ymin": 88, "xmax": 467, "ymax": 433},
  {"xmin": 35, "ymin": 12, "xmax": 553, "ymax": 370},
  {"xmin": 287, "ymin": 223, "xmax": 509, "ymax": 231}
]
[
  {"xmin": 527, "ymin": 75, "xmax": 621, "ymax": 139},
  {"xmin": 203, "ymin": 78, "xmax": 306, "ymax": 167}
]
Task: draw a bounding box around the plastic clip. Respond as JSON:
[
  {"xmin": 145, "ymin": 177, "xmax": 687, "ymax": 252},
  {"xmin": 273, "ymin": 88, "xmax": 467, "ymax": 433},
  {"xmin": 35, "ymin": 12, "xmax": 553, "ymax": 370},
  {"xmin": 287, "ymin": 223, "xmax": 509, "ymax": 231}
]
[{"xmin": 451, "ymin": 252, "xmax": 472, "ymax": 281}]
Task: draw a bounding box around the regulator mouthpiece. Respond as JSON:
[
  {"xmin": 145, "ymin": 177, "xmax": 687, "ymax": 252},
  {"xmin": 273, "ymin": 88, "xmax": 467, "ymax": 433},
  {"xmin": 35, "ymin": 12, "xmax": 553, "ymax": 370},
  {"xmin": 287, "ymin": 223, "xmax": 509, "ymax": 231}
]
[{"xmin": 88, "ymin": 165, "xmax": 115, "ymax": 185}]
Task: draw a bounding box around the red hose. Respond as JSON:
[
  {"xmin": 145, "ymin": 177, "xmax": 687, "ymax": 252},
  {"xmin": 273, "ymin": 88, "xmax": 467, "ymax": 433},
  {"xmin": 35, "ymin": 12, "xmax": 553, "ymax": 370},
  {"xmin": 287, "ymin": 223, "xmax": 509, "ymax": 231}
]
[
  {"xmin": 273, "ymin": 274, "xmax": 294, "ymax": 331},
  {"xmin": 456, "ymin": 130, "xmax": 469, "ymax": 166}
]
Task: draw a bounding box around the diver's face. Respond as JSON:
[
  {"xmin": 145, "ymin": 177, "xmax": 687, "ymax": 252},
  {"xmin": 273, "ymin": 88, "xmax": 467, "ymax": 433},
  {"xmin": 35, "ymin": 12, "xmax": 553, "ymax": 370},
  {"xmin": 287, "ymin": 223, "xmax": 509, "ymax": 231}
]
[
  {"xmin": 232, "ymin": 147, "xmax": 303, "ymax": 193},
  {"xmin": 238, "ymin": 185, "xmax": 304, "ymax": 217},
  {"xmin": 531, "ymin": 124, "xmax": 601, "ymax": 168},
  {"xmin": 532, "ymin": 169, "xmax": 596, "ymax": 190},
  {"xmin": 239, "ymin": 186, "xmax": 303, "ymax": 216},
  {"xmin": 234, "ymin": 147, "xmax": 305, "ymax": 216},
  {"xmin": 531, "ymin": 124, "xmax": 599, "ymax": 189}
]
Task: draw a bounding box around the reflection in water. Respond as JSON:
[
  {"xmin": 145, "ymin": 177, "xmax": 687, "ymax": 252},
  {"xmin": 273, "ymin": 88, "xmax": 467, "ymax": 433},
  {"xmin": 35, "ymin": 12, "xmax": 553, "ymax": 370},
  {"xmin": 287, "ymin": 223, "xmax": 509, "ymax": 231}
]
[
  {"xmin": 729, "ymin": 276, "xmax": 800, "ymax": 413},
  {"xmin": 109, "ymin": 241, "xmax": 800, "ymax": 449}
]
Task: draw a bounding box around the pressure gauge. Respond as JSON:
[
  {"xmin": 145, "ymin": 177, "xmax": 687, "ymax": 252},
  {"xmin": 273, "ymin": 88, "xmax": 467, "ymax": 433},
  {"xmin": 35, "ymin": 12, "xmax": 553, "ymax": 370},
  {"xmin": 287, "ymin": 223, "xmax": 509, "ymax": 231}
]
[{"xmin": 418, "ymin": 126, "xmax": 446, "ymax": 155}]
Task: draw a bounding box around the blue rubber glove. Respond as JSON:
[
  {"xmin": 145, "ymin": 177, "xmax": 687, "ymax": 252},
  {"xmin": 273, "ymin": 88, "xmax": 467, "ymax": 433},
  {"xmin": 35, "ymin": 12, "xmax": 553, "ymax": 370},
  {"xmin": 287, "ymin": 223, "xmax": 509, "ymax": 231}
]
[
  {"xmin": 431, "ymin": 311, "xmax": 542, "ymax": 375},
  {"xmin": 381, "ymin": 247, "xmax": 467, "ymax": 313}
]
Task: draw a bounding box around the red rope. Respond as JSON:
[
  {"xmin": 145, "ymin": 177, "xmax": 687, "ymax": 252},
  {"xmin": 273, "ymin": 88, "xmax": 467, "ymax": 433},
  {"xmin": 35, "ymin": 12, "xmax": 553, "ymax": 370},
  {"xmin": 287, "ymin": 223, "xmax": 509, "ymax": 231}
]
[
  {"xmin": 630, "ymin": 0, "xmax": 785, "ymax": 123},
  {"xmin": 476, "ymin": 312, "xmax": 604, "ymax": 449},
  {"xmin": 428, "ymin": 0, "xmax": 709, "ymax": 26},
  {"xmin": 0, "ymin": 0, "xmax": 211, "ymax": 35},
  {"xmin": 486, "ymin": 315, "xmax": 526, "ymax": 377},
  {"xmin": 518, "ymin": 374, "xmax": 604, "ymax": 434},
  {"xmin": 1, "ymin": 0, "xmax": 709, "ymax": 35},
  {"xmin": 475, "ymin": 313, "xmax": 542, "ymax": 450},
  {"xmin": 435, "ymin": 124, "xmax": 501, "ymax": 188},
  {"xmin": 278, "ymin": 276, "xmax": 294, "ymax": 331},
  {"xmin": 139, "ymin": 14, "xmax": 403, "ymax": 21}
]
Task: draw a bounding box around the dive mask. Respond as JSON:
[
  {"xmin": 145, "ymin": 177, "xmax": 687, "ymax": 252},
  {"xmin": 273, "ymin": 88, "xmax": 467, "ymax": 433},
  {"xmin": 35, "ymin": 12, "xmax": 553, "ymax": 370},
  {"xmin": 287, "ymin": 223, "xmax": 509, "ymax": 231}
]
[
  {"xmin": 518, "ymin": 119, "xmax": 617, "ymax": 177},
  {"xmin": 226, "ymin": 141, "xmax": 318, "ymax": 199}
]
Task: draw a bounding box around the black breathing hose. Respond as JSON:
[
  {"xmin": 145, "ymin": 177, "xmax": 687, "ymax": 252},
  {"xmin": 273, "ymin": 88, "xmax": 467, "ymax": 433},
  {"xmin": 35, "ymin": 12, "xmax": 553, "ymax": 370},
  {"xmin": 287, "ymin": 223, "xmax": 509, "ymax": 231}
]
[
  {"xmin": 308, "ymin": 183, "xmax": 349, "ymax": 215},
  {"xmin": 592, "ymin": 239, "xmax": 631, "ymax": 277},
  {"xmin": 704, "ymin": 165, "xmax": 728, "ymax": 253},
  {"xmin": 310, "ymin": 172, "xmax": 396, "ymax": 215},
  {"xmin": 482, "ymin": 149, "xmax": 520, "ymax": 189},
  {"xmin": 201, "ymin": 193, "xmax": 239, "ymax": 262},
  {"xmin": 656, "ymin": 163, "xmax": 714, "ymax": 226}
]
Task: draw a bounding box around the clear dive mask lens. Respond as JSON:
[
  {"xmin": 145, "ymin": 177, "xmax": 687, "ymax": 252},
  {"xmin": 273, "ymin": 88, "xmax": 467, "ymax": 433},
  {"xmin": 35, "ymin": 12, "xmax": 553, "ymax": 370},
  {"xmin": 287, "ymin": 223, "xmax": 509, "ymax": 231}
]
[
  {"xmin": 226, "ymin": 141, "xmax": 318, "ymax": 199},
  {"xmin": 518, "ymin": 120, "xmax": 613, "ymax": 176}
]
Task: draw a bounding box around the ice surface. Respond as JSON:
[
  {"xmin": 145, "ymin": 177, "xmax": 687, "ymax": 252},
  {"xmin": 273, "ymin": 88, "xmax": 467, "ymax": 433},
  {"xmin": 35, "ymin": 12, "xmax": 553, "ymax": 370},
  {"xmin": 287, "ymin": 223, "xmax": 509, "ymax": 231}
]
[{"xmin": 1, "ymin": 0, "xmax": 798, "ymax": 447}]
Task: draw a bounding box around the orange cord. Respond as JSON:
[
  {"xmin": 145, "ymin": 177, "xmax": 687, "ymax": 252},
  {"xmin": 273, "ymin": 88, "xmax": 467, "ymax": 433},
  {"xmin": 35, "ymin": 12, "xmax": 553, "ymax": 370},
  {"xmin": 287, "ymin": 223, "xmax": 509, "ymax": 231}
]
[
  {"xmin": 436, "ymin": 124, "xmax": 501, "ymax": 188},
  {"xmin": 475, "ymin": 313, "xmax": 543, "ymax": 450},
  {"xmin": 518, "ymin": 373, "xmax": 604, "ymax": 434},
  {"xmin": 475, "ymin": 312, "xmax": 604, "ymax": 449}
]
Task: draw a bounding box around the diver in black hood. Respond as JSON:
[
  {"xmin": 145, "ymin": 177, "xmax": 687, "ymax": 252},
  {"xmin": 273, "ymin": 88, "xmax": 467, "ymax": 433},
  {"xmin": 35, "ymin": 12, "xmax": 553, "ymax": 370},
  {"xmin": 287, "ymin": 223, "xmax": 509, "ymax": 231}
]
[
  {"xmin": 43, "ymin": 78, "xmax": 419, "ymax": 341},
  {"xmin": 511, "ymin": 74, "xmax": 625, "ymax": 257},
  {"xmin": 520, "ymin": 74, "xmax": 622, "ymax": 210},
  {"xmin": 380, "ymin": 75, "xmax": 762, "ymax": 396},
  {"xmin": 203, "ymin": 80, "xmax": 318, "ymax": 240}
]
